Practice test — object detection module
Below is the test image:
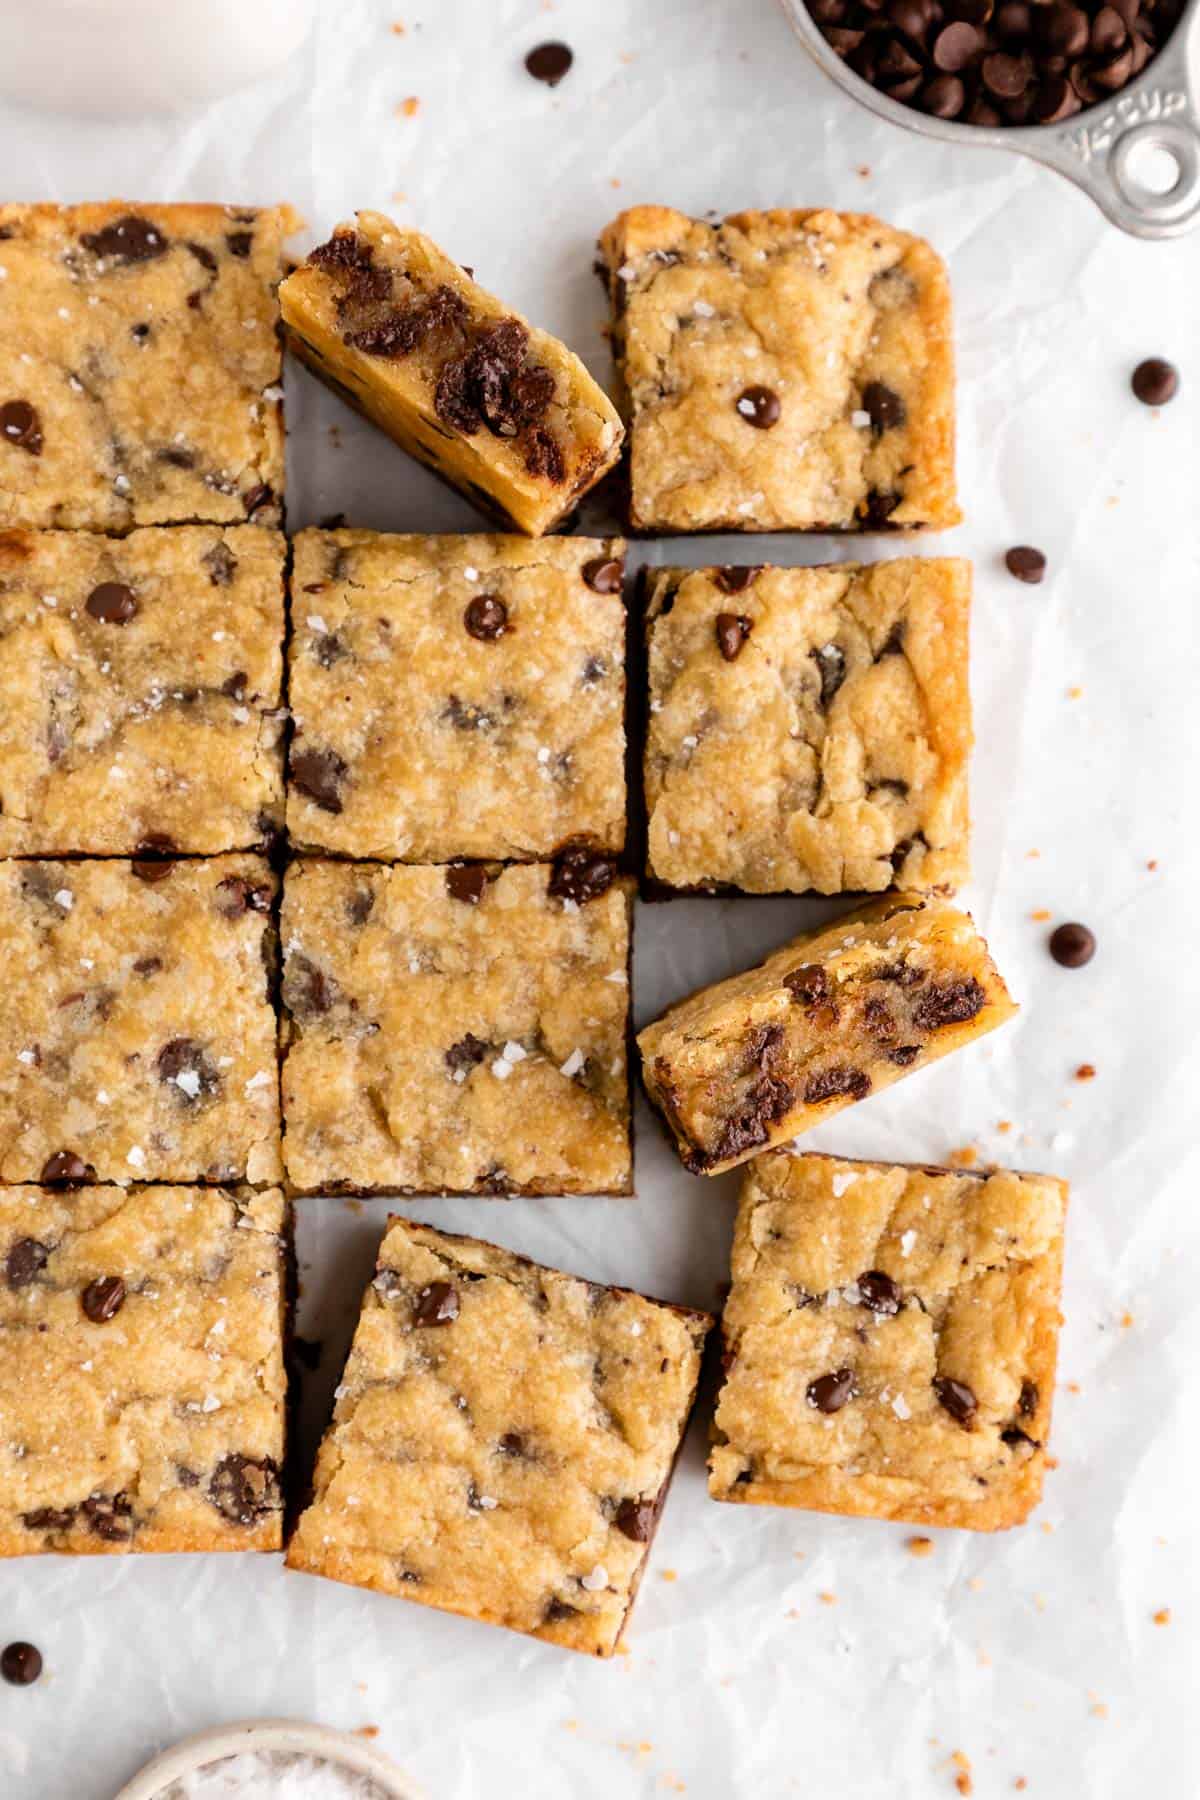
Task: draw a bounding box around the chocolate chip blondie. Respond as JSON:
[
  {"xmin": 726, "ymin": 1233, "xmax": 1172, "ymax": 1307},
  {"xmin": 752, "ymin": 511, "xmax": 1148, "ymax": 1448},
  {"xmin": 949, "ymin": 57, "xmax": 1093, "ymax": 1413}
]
[
  {"xmin": 287, "ymin": 1216, "xmax": 712, "ymax": 1655},
  {"xmin": 0, "ymin": 1182, "xmax": 287, "ymax": 1555},
  {"xmin": 639, "ymin": 895, "xmax": 1016, "ymax": 1175},
  {"xmin": 0, "ymin": 525, "xmax": 285, "ymax": 855},
  {"xmin": 643, "ymin": 558, "xmax": 970, "ymax": 894},
  {"xmin": 280, "ymin": 858, "xmax": 631, "ymax": 1195},
  {"xmin": 279, "ymin": 213, "xmax": 624, "ymax": 536},
  {"xmin": 0, "ymin": 202, "xmax": 295, "ymax": 531},
  {"xmin": 0, "ymin": 855, "xmax": 281, "ymax": 1185},
  {"xmin": 288, "ymin": 531, "xmax": 626, "ymax": 862},
  {"xmin": 709, "ymin": 1153, "xmax": 1066, "ymax": 1530},
  {"xmin": 598, "ymin": 207, "xmax": 960, "ymax": 533}
]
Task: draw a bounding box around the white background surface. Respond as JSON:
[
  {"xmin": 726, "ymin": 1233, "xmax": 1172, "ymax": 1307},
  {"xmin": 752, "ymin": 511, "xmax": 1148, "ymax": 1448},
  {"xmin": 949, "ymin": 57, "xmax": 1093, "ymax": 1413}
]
[{"xmin": 2, "ymin": 2, "xmax": 1199, "ymax": 1796}]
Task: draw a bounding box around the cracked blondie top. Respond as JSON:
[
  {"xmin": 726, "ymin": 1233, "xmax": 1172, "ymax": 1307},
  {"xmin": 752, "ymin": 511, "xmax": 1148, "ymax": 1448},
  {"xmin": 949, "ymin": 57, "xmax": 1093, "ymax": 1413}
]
[
  {"xmin": 0, "ymin": 525, "xmax": 285, "ymax": 855},
  {"xmin": 0, "ymin": 855, "xmax": 281, "ymax": 1185},
  {"xmin": 280, "ymin": 858, "xmax": 632, "ymax": 1195},
  {"xmin": 287, "ymin": 1216, "xmax": 712, "ymax": 1655},
  {"xmin": 288, "ymin": 530, "xmax": 626, "ymax": 862},
  {"xmin": 643, "ymin": 558, "xmax": 970, "ymax": 894},
  {"xmin": 0, "ymin": 1182, "xmax": 287, "ymax": 1555},
  {"xmin": 279, "ymin": 213, "xmax": 623, "ymax": 536},
  {"xmin": 598, "ymin": 207, "xmax": 960, "ymax": 534},
  {"xmin": 639, "ymin": 895, "xmax": 1016, "ymax": 1175},
  {"xmin": 710, "ymin": 1153, "xmax": 1065, "ymax": 1530},
  {"xmin": 0, "ymin": 202, "xmax": 295, "ymax": 531}
]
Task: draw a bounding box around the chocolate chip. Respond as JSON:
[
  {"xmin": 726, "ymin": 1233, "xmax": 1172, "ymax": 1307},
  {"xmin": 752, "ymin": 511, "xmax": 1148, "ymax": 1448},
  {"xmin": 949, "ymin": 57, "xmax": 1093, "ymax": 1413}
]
[
  {"xmin": 1019, "ymin": 1379, "xmax": 1039, "ymax": 1416},
  {"xmin": 716, "ymin": 612, "xmax": 752, "ymax": 661},
  {"xmin": 413, "ymin": 1281, "xmax": 460, "ymax": 1327},
  {"xmin": 933, "ymin": 19, "xmax": 983, "ymax": 65},
  {"xmin": 864, "ymin": 996, "xmax": 897, "ymax": 1041},
  {"xmin": 807, "ymin": 1369, "xmax": 855, "ymax": 1413},
  {"xmin": 6, "ymin": 1238, "xmax": 49, "ymax": 1288},
  {"xmin": 40, "ymin": 1150, "xmax": 93, "ymax": 1184},
  {"xmin": 615, "ymin": 1497, "xmax": 656, "ymax": 1542},
  {"xmin": 862, "ymin": 381, "xmax": 907, "ymax": 434},
  {"xmin": 464, "ymin": 594, "xmax": 508, "ymax": 640},
  {"xmin": 243, "ymin": 483, "xmax": 274, "ymax": 519},
  {"xmin": 735, "ymin": 385, "xmax": 782, "ymax": 429},
  {"xmin": 524, "ymin": 422, "xmax": 566, "ymax": 483},
  {"xmin": 803, "ymin": 1065, "xmax": 871, "ymax": 1105},
  {"xmin": 0, "ymin": 1643, "xmax": 42, "ymax": 1686},
  {"xmin": 156, "ymin": 1037, "xmax": 219, "ymax": 1101},
  {"xmin": 133, "ymin": 955, "xmax": 163, "ymax": 976},
  {"xmin": 813, "ymin": 642, "xmax": 847, "ymax": 706},
  {"xmin": 81, "ymin": 1275, "xmax": 126, "ymax": 1323},
  {"xmin": 290, "ymin": 745, "xmax": 347, "ymax": 814},
  {"xmin": 1049, "ymin": 921, "xmax": 1095, "ymax": 967},
  {"xmin": 226, "ymin": 230, "xmax": 253, "ymax": 258},
  {"xmin": 208, "ymin": 1453, "xmax": 281, "ymax": 1526},
  {"xmin": 1, "ymin": 399, "xmax": 42, "ymax": 455},
  {"xmin": 446, "ymin": 1033, "xmax": 489, "ymax": 1073},
  {"xmin": 784, "ymin": 964, "xmax": 831, "ymax": 1006},
  {"xmin": 203, "ymin": 541, "xmax": 238, "ymax": 586},
  {"xmin": 582, "ymin": 557, "xmax": 623, "ymax": 593},
  {"xmin": 934, "ymin": 1375, "xmax": 977, "ymax": 1426},
  {"xmin": 445, "ymin": 863, "xmax": 489, "ymax": 905},
  {"xmin": 1132, "ymin": 358, "xmax": 1178, "ymax": 405},
  {"xmin": 131, "ymin": 834, "xmax": 178, "ymax": 880},
  {"xmin": 544, "ymin": 1596, "xmax": 579, "ymax": 1623},
  {"xmin": 857, "ymin": 1270, "xmax": 901, "ymax": 1314},
  {"xmin": 22, "ymin": 1506, "xmax": 77, "ymax": 1533},
  {"xmin": 498, "ymin": 1432, "xmax": 527, "ymax": 1457},
  {"xmin": 1004, "ymin": 545, "xmax": 1047, "ymax": 584},
  {"xmin": 913, "ymin": 978, "xmax": 986, "ymax": 1029},
  {"xmin": 922, "ymin": 72, "xmax": 966, "ymax": 114},
  {"xmin": 549, "ymin": 845, "xmax": 616, "ymax": 905},
  {"xmin": 714, "ymin": 565, "xmax": 761, "ymax": 595},
  {"xmin": 284, "ymin": 953, "xmax": 337, "ymax": 1018},
  {"xmin": 982, "ymin": 49, "xmax": 1033, "ymax": 94},
  {"xmin": 81, "ymin": 214, "xmax": 167, "ymax": 263},
  {"xmin": 889, "ymin": 1044, "xmax": 922, "ymax": 1065},
  {"xmin": 185, "ymin": 241, "xmax": 218, "ymax": 274},
  {"xmin": 862, "ymin": 489, "xmax": 902, "ymax": 526},
  {"xmin": 524, "ymin": 40, "xmax": 573, "ymax": 84},
  {"xmin": 215, "ymin": 875, "xmax": 271, "ymax": 918},
  {"xmin": 85, "ymin": 581, "xmax": 138, "ymax": 624},
  {"xmin": 346, "ymin": 887, "xmax": 375, "ymax": 926}
]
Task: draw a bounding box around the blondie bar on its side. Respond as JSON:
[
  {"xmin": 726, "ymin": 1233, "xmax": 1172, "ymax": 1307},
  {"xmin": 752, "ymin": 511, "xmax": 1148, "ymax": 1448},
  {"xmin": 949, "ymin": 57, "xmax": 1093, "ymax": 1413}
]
[
  {"xmin": 280, "ymin": 213, "xmax": 624, "ymax": 535},
  {"xmin": 639, "ymin": 895, "xmax": 1016, "ymax": 1175},
  {"xmin": 710, "ymin": 1153, "xmax": 1065, "ymax": 1530},
  {"xmin": 0, "ymin": 202, "xmax": 294, "ymax": 531},
  {"xmin": 643, "ymin": 558, "xmax": 970, "ymax": 895},
  {"xmin": 598, "ymin": 206, "xmax": 959, "ymax": 534},
  {"xmin": 0, "ymin": 1183, "xmax": 287, "ymax": 1556},
  {"xmin": 287, "ymin": 1216, "xmax": 712, "ymax": 1655}
]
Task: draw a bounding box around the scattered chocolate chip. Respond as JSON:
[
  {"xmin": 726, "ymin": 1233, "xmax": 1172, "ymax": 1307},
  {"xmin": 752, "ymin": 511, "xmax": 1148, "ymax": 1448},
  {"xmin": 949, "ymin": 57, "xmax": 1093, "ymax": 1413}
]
[
  {"xmin": 81, "ymin": 1275, "xmax": 126, "ymax": 1323},
  {"xmin": 1004, "ymin": 544, "xmax": 1047, "ymax": 584},
  {"xmin": 807, "ymin": 1368, "xmax": 856, "ymax": 1413},
  {"xmin": 934, "ymin": 1375, "xmax": 978, "ymax": 1426},
  {"xmin": 857, "ymin": 1270, "xmax": 901, "ymax": 1315},
  {"xmin": 735, "ymin": 385, "xmax": 782, "ymax": 429},
  {"xmin": 413, "ymin": 1281, "xmax": 460, "ymax": 1327},
  {"xmin": 784, "ymin": 964, "xmax": 831, "ymax": 1006},
  {"xmin": 582, "ymin": 557, "xmax": 623, "ymax": 593},
  {"xmin": 81, "ymin": 214, "xmax": 167, "ymax": 263},
  {"xmin": 40, "ymin": 1150, "xmax": 93, "ymax": 1184},
  {"xmin": 549, "ymin": 845, "xmax": 616, "ymax": 905},
  {"xmin": 714, "ymin": 565, "xmax": 761, "ymax": 595},
  {"xmin": 464, "ymin": 594, "xmax": 509, "ymax": 640},
  {"xmin": 6, "ymin": 1238, "xmax": 49, "ymax": 1288},
  {"xmin": 156, "ymin": 1037, "xmax": 219, "ymax": 1101},
  {"xmin": 208, "ymin": 1453, "xmax": 280, "ymax": 1526},
  {"xmin": 615, "ymin": 1497, "xmax": 656, "ymax": 1542},
  {"xmin": 1049, "ymin": 921, "xmax": 1095, "ymax": 967},
  {"xmin": 445, "ymin": 863, "xmax": 489, "ymax": 905},
  {"xmin": 131, "ymin": 834, "xmax": 178, "ymax": 881},
  {"xmin": 85, "ymin": 581, "xmax": 138, "ymax": 624},
  {"xmin": 803, "ymin": 1065, "xmax": 871, "ymax": 1106},
  {"xmin": 1132, "ymin": 358, "xmax": 1178, "ymax": 405},
  {"xmin": 1019, "ymin": 1379, "xmax": 1040, "ymax": 1416},
  {"xmin": 813, "ymin": 642, "xmax": 847, "ymax": 706},
  {"xmin": 0, "ymin": 1642, "xmax": 42, "ymax": 1686},
  {"xmin": 1, "ymin": 399, "xmax": 42, "ymax": 455},
  {"xmin": 861, "ymin": 381, "xmax": 907, "ymax": 434},
  {"xmin": 525, "ymin": 40, "xmax": 574, "ymax": 84},
  {"xmin": 290, "ymin": 745, "xmax": 347, "ymax": 814},
  {"xmin": 716, "ymin": 612, "xmax": 752, "ymax": 661}
]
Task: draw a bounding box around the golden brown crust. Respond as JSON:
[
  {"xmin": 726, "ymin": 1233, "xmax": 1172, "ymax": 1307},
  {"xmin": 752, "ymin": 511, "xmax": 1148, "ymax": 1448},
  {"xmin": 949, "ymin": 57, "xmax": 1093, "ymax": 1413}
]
[
  {"xmin": 598, "ymin": 205, "xmax": 960, "ymax": 534},
  {"xmin": 287, "ymin": 1216, "xmax": 712, "ymax": 1655},
  {"xmin": 709, "ymin": 1154, "xmax": 1066, "ymax": 1530},
  {"xmin": 644, "ymin": 558, "xmax": 970, "ymax": 894}
]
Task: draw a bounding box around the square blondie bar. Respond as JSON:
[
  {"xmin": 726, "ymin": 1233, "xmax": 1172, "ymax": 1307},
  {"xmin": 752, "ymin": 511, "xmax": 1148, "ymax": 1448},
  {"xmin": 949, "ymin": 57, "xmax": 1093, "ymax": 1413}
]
[
  {"xmin": 710, "ymin": 1153, "xmax": 1066, "ymax": 1530},
  {"xmin": 0, "ymin": 855, "xmax": 281, "ymax": 1185},
  {"xmin": 287, "ymin": 1216, "xmax": 712, "ymax": 1655},
  {"xmin": 643, "ymin": 558, "xmax": 970, "ymax": 894},
  {"xmin": 280, "ymin": 858, "xmax": 632, "ymax": 1195},
  {"xmin": 279, "ymin": 213, "xmax": 623, "ymax": 535},
  {"xmin": 288, "ymin": 531, "xmax": 626, "ymax": 862},
  {"xmin": 0, "ymin": 526, "xmax": 285, "ymax": 855},
  {"xmin": 639, "ymin": 895, "xmax": 1016, "ymax": 1175},
  {"xmin": 598, "ymin": 207, "xmax": 959, "ymax": 534},
  {"xmin": 0, "ymin": 202, "xmax": 294, "ymax": 531},
  {"xmin": 0, "ymin": 1182, "xmax": 287, "ymax": 1555}
]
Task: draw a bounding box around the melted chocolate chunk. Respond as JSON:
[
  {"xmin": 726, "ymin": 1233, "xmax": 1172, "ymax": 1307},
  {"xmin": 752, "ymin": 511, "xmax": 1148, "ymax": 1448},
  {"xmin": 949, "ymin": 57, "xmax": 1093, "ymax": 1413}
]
[
  {"xmin": 81, "ymin": 1275, "xmax": 126, "ymax": 1323},
  {"xmin": 156, "ymin": 1037, "xmax": 220, "ymax": 1102},
  {"xmin": 290, "ymin": 745, "xmax": 348, "ymax": 814},
  {"xmin": 857, "ymin": 1270, "xmax": 901, "ymax": 1314},
  {"xmin": 807, "ymin": 1368, "xmax": 855, "ymax": 1413},
  {"xmin": 464, "ymin": 594, "xmax": 508, "ymax": 640},
  {"xmin": 445, "ymin": 1033, "xmax": 490, "ymax": 1074},
  {"xmin": 548, "ymin": 846, "xmax": 616, "ymax": 905},
  {"xmin": 284, "ymin": 952, "xmax": 337, "ymax": 1018},
  {"xmin": 784, "ymin": 964, "xmax": 831, "ymax": 1007},
  {"xmin": 1018, "ymin": 1378, "xmax": 1039, "ymax": 1417},
  {"xmin": 813, "ymin": 642, "xmax": 846, "ymax": 706},
  {"xmin": 85, "ymin": 582, "xmax": 138, "ymax": 624},
  {"xmin": 208, "ymin": 1453, "xmax": 281, "ymax": 1526},
  {"xmin": 862, "ymin": 381, "xmax": 907, "ymax": 434},
  {"xmin": 803, "ymin": 1064, "xmax": 871, "ymax": 1106},
  {"xmin": 131, "ymin": 833, "xmax": 178, "ymax": 881},
  {"xmin": 413, "ymin": 1280, "xmax": 460, "ymax": 1327},
  {"xmin": 714, "ymin": 565, "xmax": 761, "ymax": 595},
  {"xmin": 226, "ymin": 231, "xmax": 254, "ymax": 258},
  {"xmin": 445, "ymin": 863, "xmax": 489, "ymax": 905},
  {"xmin": 6, "ymin": 1238, "xmax": 49, "ymax": 1289},
  {"xmin": 202, "ymin": 541, "xmax": 238, "ymax": 586},
  {"xmin": 215, "ymin": 875, "xmax": 271, "ymax": 918},
  {"xmin": 81, "ymin": 214, "xmax": 167, "ymax": 264},
  {"xmin": 40, "ymin": 1150, "xmax": 94, "ymax": 1185},
  {"xmin": 615, "ymin": 1496, "xmax": 657, "ymax": 1542},
  {"xmin": 934, "ymin": 1375, "xmax": 977, "ymax": 1426},
  {"xmin": 912, "ymin": 978, "xmax": 986, "ymax": 1030},
  {"xmin": 345, "ymin": 283, "xmax": 467, "ymax": 356},
  {"xmin": 862, "ymin": 490, "xmax": 901, "ymax": 527}
]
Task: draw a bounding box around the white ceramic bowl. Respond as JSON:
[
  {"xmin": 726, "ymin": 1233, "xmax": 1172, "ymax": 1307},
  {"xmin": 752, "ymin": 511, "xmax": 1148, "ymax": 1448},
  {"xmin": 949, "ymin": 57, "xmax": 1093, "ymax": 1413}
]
[{"xmin": 114, "ymin": 1719, "xmax": 422, "ymax": 1800}]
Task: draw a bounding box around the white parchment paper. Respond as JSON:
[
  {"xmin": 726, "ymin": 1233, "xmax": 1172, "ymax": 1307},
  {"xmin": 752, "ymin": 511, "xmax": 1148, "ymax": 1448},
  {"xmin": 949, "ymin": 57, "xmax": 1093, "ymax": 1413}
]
[{"xmin": 2, "ymin": 1, "xmax": 1199, "ymax": 1795}]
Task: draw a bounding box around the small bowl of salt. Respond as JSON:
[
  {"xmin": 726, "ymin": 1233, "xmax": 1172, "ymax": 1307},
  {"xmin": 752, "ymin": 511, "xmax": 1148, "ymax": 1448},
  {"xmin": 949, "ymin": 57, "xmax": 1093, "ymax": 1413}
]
[{"xmin": 115, "ymin": 1719, "xmax": 421, "ymax": 1800}]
